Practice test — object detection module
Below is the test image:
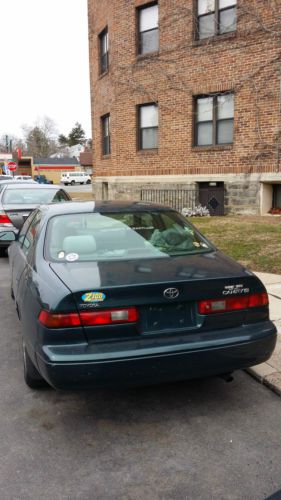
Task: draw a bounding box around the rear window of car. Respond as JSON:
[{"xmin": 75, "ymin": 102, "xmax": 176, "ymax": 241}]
[
  {"xmin": 2, "ymin": 188, "xmax": 69, "ymax": 205},
  {"xmin": 45, "ymin": 210, "xmax": 212, "ymax": 262}
]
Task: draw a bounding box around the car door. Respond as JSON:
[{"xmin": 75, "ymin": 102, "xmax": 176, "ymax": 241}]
[
  {"xmin": 10, "ymin": 211, "xmax": 38, "ymax": 301},
  {"xmin": 15, "ymin": 211, "xmax": 42, "ymax": 316}
]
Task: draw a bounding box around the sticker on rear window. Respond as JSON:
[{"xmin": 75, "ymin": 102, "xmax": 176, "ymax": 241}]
[
  {"xmin": 82, "ymin": 292, "xmax": 106, "ymax": 303},
  {"xmin": 66, "ymin": 253, "xmax": 79, "ymax": 262}
]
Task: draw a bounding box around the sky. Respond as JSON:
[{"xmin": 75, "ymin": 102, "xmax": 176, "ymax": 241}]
[{"xmin": 0, "ymin": 0, "xmax": 92, "ymax": 140}]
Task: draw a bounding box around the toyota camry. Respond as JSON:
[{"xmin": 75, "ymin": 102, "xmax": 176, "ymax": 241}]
[{"xmin": 7, "ymin": 201, "xmax": 277, "ymax": 390}]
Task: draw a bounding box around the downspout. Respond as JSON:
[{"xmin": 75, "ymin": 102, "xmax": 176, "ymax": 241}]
[{"xmin": 276, "ymin": 72, "xmax": 281, "ymax": 172}]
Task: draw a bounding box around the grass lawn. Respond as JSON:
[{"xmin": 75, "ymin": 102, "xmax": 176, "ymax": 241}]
[{"xmin": 191, "ymin": 216, "xmax": 281, "ymax": 274}]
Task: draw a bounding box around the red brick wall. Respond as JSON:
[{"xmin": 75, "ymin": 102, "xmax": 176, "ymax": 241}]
[{"xmin": 88, "ymin": 0, "xmax": 281, "ymax": 178}]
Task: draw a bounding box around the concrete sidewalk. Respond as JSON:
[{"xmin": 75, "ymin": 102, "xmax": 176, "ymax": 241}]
[{"xmin": 247, "ymin": 272, "xmax": 281, "ymax": 396}]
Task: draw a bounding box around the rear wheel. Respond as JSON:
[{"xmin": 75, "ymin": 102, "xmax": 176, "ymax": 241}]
[
  {"xmin": 0, "ymin": 247, "xmax": 7, "ymax": 258},
  {"xmin": 86, "ymin": 179, "xmax": 91, "ymax": 184},
  {"xmin": 22, "ymin": 340, "xmax": 48, "ymax": 389},
  {"xmin": 71, "ymin": 180, "xmax": 75, "ymax": 186}
]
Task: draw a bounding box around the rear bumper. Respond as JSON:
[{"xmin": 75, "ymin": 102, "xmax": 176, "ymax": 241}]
[{"xmin": 36, "ymin": 321, "xmax": 277, "ymax": 390}]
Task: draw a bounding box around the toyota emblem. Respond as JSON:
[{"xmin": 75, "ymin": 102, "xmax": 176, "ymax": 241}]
[{"xmin": 163, "ymin": 287, "xmax": 180, "ymax": 300}]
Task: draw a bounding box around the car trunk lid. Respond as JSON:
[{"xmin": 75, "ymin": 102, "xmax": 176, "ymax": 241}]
[
  {"xmin": 2, "ymin": 204, "xmax": 38, "ymax": 229},
  {"xmin": 50, "ymin": 251, "xmax": 266, "ymax": 341}
]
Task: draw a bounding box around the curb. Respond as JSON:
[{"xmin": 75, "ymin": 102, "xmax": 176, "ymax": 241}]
[{"xmin": 246, "ymin": 364, "xmax": 281, "ymax": 398}]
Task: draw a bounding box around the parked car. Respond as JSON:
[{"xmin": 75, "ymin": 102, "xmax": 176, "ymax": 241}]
[
  {"xmin": 0, "ymin": 183, "xmax": 71, "ymax": 256},
  {"xmin": 0, "ymin": 175, "xmax": 13, "ymax": 181},
  {"xmin": 13, "ymin": 175, "xmax": 33, "ymax": 181},
  {"xmin": 6, "ymin": 201, "xmax": 276, "ymax": 390},
  {"xmin": 61, "ymin": 171, "xmax": 91, "ymax": 186},
  {"xmin": 0, "ymin": 180, "xmax": 36, "ymax": 191},
  {"xmin": 34, "ymin": 175, "xmax": 53, "ymax": 184}
]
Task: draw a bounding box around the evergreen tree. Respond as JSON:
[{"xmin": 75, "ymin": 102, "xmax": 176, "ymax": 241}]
[{"xmin": 67, "ymin": 123, "xmax": 86, "ymax": 146}]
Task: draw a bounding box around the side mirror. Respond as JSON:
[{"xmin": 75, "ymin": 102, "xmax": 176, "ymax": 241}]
[{"xmin": 0, "ymin": 230, "xmax": 18, "ymax": 243}]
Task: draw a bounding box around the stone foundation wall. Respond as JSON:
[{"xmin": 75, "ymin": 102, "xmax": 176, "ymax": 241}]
[
  {"xmin": 94, "ymin": 174, "xmax": 278, "ymax": 215},
  {"xmin": 225, "ymin": 181, "xmax": 260, "ymax": 215},
  {"xmin": 92, "ymin": 173, "xmax": 281, "ymax": 215}
]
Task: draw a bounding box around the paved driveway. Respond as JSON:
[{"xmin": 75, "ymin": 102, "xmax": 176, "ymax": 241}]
[{"xmin": 0, "ymin": 257, "xmax": 281, "ymax": 500}]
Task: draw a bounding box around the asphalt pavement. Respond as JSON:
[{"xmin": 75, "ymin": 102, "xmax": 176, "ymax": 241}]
[{"xmin": 0, "ymin": 257, "xmax": 281, "ymax": 500}]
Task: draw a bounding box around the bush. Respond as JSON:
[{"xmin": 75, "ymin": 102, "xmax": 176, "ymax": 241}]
[{"xmin": 182, "ymin": 204, "xmax": 210, "ymax": 217}]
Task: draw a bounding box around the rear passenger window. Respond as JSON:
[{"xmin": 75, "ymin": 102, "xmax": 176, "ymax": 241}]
[
  {"xmin": 52, "ymin": 190, "xmax": 70, "ymax": 202},
  {"xmin": 22, "ymin": 211, "xmax": 42, "ymax": 257},
  {"xmin": 18, "ymin": 212, "xmax": 37, "ymax": 245}
]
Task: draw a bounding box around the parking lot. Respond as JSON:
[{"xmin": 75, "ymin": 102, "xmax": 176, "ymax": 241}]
[{"xmin": 1, "ymin": 255, "xmax": 281, "ymax": 500}]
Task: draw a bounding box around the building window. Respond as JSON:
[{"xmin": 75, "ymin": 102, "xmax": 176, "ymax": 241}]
[
  {"xmin": 99, "ymin": 28, "xmax": 109, "ymax": 74},
  {"xmin": 101, "ymin": 114, "xmax": 110, "ymax": 155},
  {"xmin": 138, "ymin": 3, "xmax": 159, "ymax": 55},
  {"xmin": 197, "ymin": 0, "xmax": 237, "ymax": 39},
  {"xmin": 195, "ymin": 93, "xmax": 234, "ymax": 146},
  {"xmin": 138, "ymin": 104, "xmax": 158, "ymax": 150}
]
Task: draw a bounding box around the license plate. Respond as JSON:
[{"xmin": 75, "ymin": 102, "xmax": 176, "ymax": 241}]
[{"xmin": 141, "ymin": 303, "xmax": 194, "ymax": 333}]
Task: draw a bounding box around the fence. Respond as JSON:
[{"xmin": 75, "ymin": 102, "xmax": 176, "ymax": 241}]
[{"xmin": 141, "ymin": 189, "xmax": 198, "ymax": 212}]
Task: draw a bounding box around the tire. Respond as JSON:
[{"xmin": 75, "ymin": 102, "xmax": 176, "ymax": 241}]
[
  {"xmin": 22, "ymin": 340, "xmax": 48, "ymax": 389},
  {"xmin": 71, "ymin": 180, "xmax": 75, "ymax": 186},
  {"xmin": 0, "ymin": 247, "xmax": 7, "ymax": 258},
  {"xmin": 86, "ymin": 180, "xmax": 91, "ymax": 184},
  {"xmin": 80, "ymin": 182, "xmax": 83, "ymax": 185}
]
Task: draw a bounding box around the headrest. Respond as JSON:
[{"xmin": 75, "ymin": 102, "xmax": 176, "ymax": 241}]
[{"xmin": 62, "ymin": 235, "xmax": 97, "ymax": 255}]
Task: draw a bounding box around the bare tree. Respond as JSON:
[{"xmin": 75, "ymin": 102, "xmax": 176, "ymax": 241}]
[{"xmin": 22, "ymin": 116, "xmax": 59, "ymax": 157}]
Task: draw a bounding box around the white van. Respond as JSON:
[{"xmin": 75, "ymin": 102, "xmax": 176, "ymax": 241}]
[{"xmin": 60, "ymin": 172, "xmax": 91, "ymax": 186}]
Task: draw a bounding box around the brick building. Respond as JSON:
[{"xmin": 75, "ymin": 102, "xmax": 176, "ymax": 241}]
[{"xmin": 88, "ymin": 0, "xmax": 281, "ymax": 215}]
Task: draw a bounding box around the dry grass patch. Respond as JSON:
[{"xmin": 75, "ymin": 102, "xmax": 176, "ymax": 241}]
[
  {"xmin": 192, "ymin": 216, "xmax": 281, "ymax": 274},
  {"xmin": 70, "ymin": 192, "xmax": 94, "ymax": 201}
]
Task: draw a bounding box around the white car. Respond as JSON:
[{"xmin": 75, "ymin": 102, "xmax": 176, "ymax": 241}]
[
  {"xmin": 13, "ymin": 175, "xmax": 34, "ymax": 181},
  {"xmin": 61, "ymin": 172, "xmax": 91, "ymax": 186}
]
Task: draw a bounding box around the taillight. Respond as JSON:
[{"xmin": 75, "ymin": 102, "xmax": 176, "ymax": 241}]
[
  {"xmin": 198, "ymin": 293, "xmax": 268, "ymax": 315},
  {"xmin": 80, "ymin": 307, "xmax": 138, "ymax": 326},
  {"xmin": 0, "ymin": 211, "xmax": 12, "ymax": 226},
  {"xmin": 38, "ymin": 310, "xmax": 81, "ymax": 328},
  {"xmin": 38, "ymin": 307, "xmax": 139, "ymax": 328}
]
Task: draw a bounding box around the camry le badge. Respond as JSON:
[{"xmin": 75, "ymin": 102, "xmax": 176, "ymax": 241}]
[{"xmin": 163, "ymin": 288, "xmax": 180, "ymax": 300}]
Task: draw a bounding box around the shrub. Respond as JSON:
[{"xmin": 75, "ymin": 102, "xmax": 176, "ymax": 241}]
[{"xmin": 182, "ymin": 204, "xmax": 210, "ymax": 217}]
